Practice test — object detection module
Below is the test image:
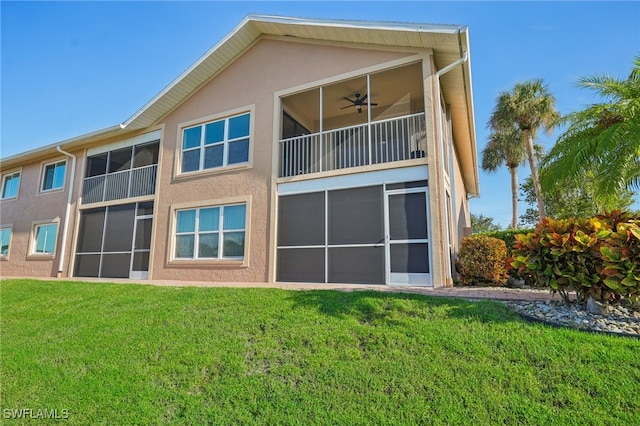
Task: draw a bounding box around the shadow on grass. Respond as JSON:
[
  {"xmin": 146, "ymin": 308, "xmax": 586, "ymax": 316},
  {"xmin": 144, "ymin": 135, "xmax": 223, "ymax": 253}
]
[{"xmin": 286, "ymin": 289, "xmax": 521, "ymax": 326}]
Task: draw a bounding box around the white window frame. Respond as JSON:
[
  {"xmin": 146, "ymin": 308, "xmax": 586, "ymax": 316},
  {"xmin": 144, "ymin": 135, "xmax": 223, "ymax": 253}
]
[
  {"xmin": 179, "ymin": 110, "xmax": 252, "ymax": 175},
  {"xmin": 1, "ymin": 171, "xmax": 21, "ymax": 200},
  {"xmin": 30, "ymin": 220, "xmax": 59, "ymax": 256},
  {"xmin": 174, "ymin": 203, "xmax": 247, "ymax": 260},
  {"xmin": 0, "ymin": 226, "xmax": 12, "ymax": 258},
  {"xmin": 40, "ymin": 159, "xmax": 67, "ymax": 193}
]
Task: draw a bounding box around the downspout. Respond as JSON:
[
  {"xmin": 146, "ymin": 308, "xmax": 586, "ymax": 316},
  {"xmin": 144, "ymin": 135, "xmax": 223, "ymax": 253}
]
[
  {"xmin": 56, "ymin": 146, "xmax": 77, "ymax": 278},
  {"xmin": 434, "ymin": 41, "xmax": 468, "ymax": 284},
  {"xmin": 435, "ymin": 51, "xmax": 468, "ymax": 81}
]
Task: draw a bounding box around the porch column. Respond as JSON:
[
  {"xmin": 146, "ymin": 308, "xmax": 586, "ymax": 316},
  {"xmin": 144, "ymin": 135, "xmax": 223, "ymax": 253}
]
[{"xmin": 423, "ymin": 55, "xmax": 450, "ymax": 288}]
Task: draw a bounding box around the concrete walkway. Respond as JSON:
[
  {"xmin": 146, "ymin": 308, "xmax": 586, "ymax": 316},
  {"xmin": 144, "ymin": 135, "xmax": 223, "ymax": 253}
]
[
  {"xmin": 410, "ymin": 285, "xmax": 563, "ymax": 301},
  {"xmin": 2, "ymin": 276, "xmax": 563, "ymax": 302}
]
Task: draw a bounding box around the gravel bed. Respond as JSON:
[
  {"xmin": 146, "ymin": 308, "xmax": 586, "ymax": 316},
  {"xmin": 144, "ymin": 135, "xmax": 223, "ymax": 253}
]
[{"xmin": 505, "ymin": 299, "xmax": 640, "ymax": 337}]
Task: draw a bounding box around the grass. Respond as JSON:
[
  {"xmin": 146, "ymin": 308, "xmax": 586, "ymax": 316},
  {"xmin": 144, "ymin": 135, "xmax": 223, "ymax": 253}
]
[{"xmin": 1, "ymin": 279, "xmax": 639, "ymax": 425}]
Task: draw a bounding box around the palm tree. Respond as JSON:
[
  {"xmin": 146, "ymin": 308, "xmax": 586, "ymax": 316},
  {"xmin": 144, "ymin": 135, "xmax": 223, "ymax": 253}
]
[
  {"xmin": 482, "ymin": 126, "xmax": 544, "ymax": 228},
  {"xmin": 482, "ymin": 126, "xmax": 525, "ymax": 229},
  {"xmin": 542, "ymin": 56, "xmax": 640, "ymax": 205},
  {"xmin": 490, "ymin": 79, "xmax": 559, "ymax": 219}
]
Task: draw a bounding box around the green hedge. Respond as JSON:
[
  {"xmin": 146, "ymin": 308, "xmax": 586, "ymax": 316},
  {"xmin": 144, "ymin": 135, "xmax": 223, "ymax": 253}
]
[
  {"xmin": 511, "ymin": 211, "xmax": 640, "ymax": 303},
  {"xmin": 481, "ymin": 228, "xmax": 534, "ymax": 255}
]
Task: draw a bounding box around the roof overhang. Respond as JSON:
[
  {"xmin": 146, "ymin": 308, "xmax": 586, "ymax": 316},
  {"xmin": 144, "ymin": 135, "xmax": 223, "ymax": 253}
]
[
  {"xmin": 1, "ymin": 125, "xmax": 124, "ymax": 170},
  {"xmin": 1, "ymin": 14, "xmax": 478, "ymax": 194}
]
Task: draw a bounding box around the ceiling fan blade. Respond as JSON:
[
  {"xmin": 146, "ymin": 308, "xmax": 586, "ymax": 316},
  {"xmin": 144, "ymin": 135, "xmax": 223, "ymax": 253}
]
[
  {"xmin": 360, "ymin": 94, "xmax": 368, "ymax": 103},
  {"xmin": 370, "ymin": 102, "xmax": 378, "ymax": 106},
  {"xmin": 340, "ymin": 105, "xmax": 354, "ymax": 110},
  {"xmin": 343, "ymin": 97, "xmax": 356, "ymax": 104}
]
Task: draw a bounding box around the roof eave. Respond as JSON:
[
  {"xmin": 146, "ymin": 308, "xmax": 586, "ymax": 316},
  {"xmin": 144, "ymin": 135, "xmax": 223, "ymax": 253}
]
[
  {"xmin": 244, "ymin": 13, "xmax": 466, "ymax": 34},
  {"xmin": 122, "ymin": 14, "xmax": 469, "ymax": 130},
  {"xmin": 0, "ymin": 124, "xmax": 123, "ymax": 169}
]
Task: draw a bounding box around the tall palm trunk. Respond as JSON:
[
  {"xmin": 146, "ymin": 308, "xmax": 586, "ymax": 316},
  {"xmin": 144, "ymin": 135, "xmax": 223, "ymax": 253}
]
[
  {"xmin": 508, "ymin": 166, "xmax": 519, "ymax": 229},
  {"xmin": 523, "ymin": 129, "xmax": 545, "ymax": 219}
]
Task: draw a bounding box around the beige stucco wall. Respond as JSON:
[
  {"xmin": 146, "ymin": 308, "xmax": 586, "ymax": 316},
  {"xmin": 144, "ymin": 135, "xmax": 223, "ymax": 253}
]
[
  {"xmin": 451, "ymin": 141, "xmax": 471, "ymax": 247},
  {"xmin": 0, "ymin": 149, "xmax": 84, "ymax": 277},
  {"xmin": 150, "ymin": 38, "xmax": 413, "ymax": 282}
]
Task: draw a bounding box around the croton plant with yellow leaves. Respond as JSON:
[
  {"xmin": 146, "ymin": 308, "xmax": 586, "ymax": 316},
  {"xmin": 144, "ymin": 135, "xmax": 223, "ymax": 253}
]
[{"xmin": 511, "ymin": 211, "xmax": 640, "ymax": 304}]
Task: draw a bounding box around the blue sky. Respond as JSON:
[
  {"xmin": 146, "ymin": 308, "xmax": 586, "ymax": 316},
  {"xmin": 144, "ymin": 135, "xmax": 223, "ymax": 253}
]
[{"xmin": 2, "ymin": 1, "xmax": 639, "ymax": 227}]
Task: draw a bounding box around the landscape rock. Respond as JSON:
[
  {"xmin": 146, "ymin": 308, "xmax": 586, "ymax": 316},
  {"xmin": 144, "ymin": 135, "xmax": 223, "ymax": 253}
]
[
  {"xmin": 507, "ymin": 277, "xmax": 526, "ymax": 288},
  {"xmin": 505, "ymin": 299, "xmax": 640, "ymax": 337},
  {"xmin": 586, "ymin": 297, "xmax": 611, "ymax": 316}
]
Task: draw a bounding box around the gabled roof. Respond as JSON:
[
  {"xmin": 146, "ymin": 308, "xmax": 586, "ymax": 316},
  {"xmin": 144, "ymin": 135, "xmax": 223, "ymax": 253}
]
[
  {"xmin": 123, "ymin": 14, "xmax": 471, "ymax": 130},
  {"xmin": 1, "ymin": 14, "xmax": 477, "ymax": 194}
]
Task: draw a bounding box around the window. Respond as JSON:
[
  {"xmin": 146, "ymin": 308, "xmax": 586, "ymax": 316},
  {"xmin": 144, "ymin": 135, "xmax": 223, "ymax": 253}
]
[
  {"xmin": 181, "ymin": 113, "xmax": 250, "ymax": 173},
  {"xmin": 33, "ymin": 222, "xmax": 58, "ymax": 255},
  {"xmin": 1, "ymin": 172, "xmax": 20, "ymax": 200},
  {"xmin": 174, "ymin": 204, "xmax": 246, "ymax": 260},
  {"xmin": 282, "ymin": 112, "xmax": 310, "ymax": 139},
  {"xmin": 0, "ymin": 227, "xmax": 11, "ymax": 256},
  {"xmin": 41, "ymin": 160, "xmax": 67, "ymax": 191}
]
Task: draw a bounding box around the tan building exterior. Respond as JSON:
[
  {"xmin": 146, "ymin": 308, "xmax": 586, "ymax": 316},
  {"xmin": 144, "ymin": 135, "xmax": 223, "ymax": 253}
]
[{"xmin": 0, "ymin": 15, "xmax": 478, "ymax": 287}]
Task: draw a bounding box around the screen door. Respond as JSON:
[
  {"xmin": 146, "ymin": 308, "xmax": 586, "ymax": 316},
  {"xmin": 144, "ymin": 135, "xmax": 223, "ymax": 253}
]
[{"xmin": 385, "ymin": 188, "xmax": 431, "ymax": 285}]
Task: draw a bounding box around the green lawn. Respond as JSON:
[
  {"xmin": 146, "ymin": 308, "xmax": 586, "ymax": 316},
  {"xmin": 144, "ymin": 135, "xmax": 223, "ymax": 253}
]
[{"xmin": 1, "ymin": 279, "xmax": 639, "ymax": 425}]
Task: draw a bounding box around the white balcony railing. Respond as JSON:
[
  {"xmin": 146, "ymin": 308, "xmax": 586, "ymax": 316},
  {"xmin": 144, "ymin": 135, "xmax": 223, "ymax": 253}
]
[
  {"xmin": 82, "ymin": 164, "xmax": 157, "ymax": 204},
  {"xmin": 279, "ymin": 113, "xmax": 426, "ymax": 177}
]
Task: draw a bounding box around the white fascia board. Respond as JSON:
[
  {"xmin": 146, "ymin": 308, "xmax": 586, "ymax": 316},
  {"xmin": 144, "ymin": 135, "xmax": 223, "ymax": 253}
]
[
  {"xmin": 1, "ymin": 124, "xmax": 123, "ymax": 165},
  {"xmin": 120, "ymin": 15, "xmax": 256, "ymax": 129},
  {"xmin": 246, "ymin": 14, "xmax": 466, "ymax": 35}
]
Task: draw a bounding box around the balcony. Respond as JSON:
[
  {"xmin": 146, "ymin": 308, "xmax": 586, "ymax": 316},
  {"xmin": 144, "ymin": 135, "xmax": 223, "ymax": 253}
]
[
  {"xmin": 82, "ymin": 164, "xmax": 157, "ymax": 204},
  {"xmin": 279, "ymin": 113, "xmax": 426, "ymax": 178}
]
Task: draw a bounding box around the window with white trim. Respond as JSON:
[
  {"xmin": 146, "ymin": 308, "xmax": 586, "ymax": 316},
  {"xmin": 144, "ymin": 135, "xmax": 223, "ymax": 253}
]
[
  {"xmin": 181, "ymin": 113, "xmax": 250, "ymax": 173},
  {"xmin": 41, "ymin": 160, "xmax": 67, "ymax": 192},
  {"xmin": 32, "ymin": 222, "xmax": 58, "ymax": 255},
  {"xmin": 174, "ymin": 203, "xmax": 246, "ymax": 260},
  {"xmin": 0, "ymin": 227, "xmax": 11, "ymax": 256},
  {"xmin": 1, "ymin": 171, "xmax": 20, "ymax": 200}
]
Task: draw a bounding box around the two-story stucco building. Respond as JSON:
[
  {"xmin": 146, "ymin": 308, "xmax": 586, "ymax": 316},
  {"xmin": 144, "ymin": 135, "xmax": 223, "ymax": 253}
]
[{"xmin": 0, "ymin": 15, "xmax": 478, "ymax": 287}]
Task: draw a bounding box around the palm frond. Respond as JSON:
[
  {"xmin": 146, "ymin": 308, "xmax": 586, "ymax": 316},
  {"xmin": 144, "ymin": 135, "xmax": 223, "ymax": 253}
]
[{"xmin": 544, "ymin": 55, "xmax": 640, "ymax": 203}]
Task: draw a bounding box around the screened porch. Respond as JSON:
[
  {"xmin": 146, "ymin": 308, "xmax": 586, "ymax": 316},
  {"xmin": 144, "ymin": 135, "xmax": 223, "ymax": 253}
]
[{"xmin": 278, "ymin": 61, "xmax": 427, "ymax": 178}]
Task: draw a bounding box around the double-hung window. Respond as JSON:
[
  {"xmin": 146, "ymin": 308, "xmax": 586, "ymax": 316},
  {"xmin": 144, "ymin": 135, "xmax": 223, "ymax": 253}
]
[
  {"xmin": 32, "ymin": 222, "xmax": 58, "ymax": 255},
  {"xmin": 0, "ymin": 227, "xmax": 11, "ymax": 256},
  {"xmin": 181, "ymin": 113, "xmax": 250, "ymax": 173},
  {"xmin": 174, "ymin": 204, "xmax": 246, "ymax": 260},
  {"xmin": 1, "ymin": 171, "xmax": 20, "ymax": 200},
  {"xmin": 41, "ymin": 160, "xmax": 67, "ymax": 192}
]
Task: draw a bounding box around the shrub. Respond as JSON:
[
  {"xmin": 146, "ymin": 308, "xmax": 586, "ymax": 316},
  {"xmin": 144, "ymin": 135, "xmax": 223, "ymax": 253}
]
[
  {"xmin": 597, "ymin": 220, "xmax": 640, "ymax": 302},
  {"xmin": 481, "ymin": 228, "xmax": 536, "ymax": 286},
  {"xmin": 456, "ymin": 235, "xmax": 509, "ymax": 286},
  {"xmin": 511, "ymin": 211, "xmax": 640, "ymax": 304}
]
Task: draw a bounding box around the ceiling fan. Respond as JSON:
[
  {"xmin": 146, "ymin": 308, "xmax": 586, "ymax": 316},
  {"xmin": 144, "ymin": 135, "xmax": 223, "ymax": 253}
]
[{"xmin": 341, "ymin": 92, "xmax": 378, "ymax": 114}]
